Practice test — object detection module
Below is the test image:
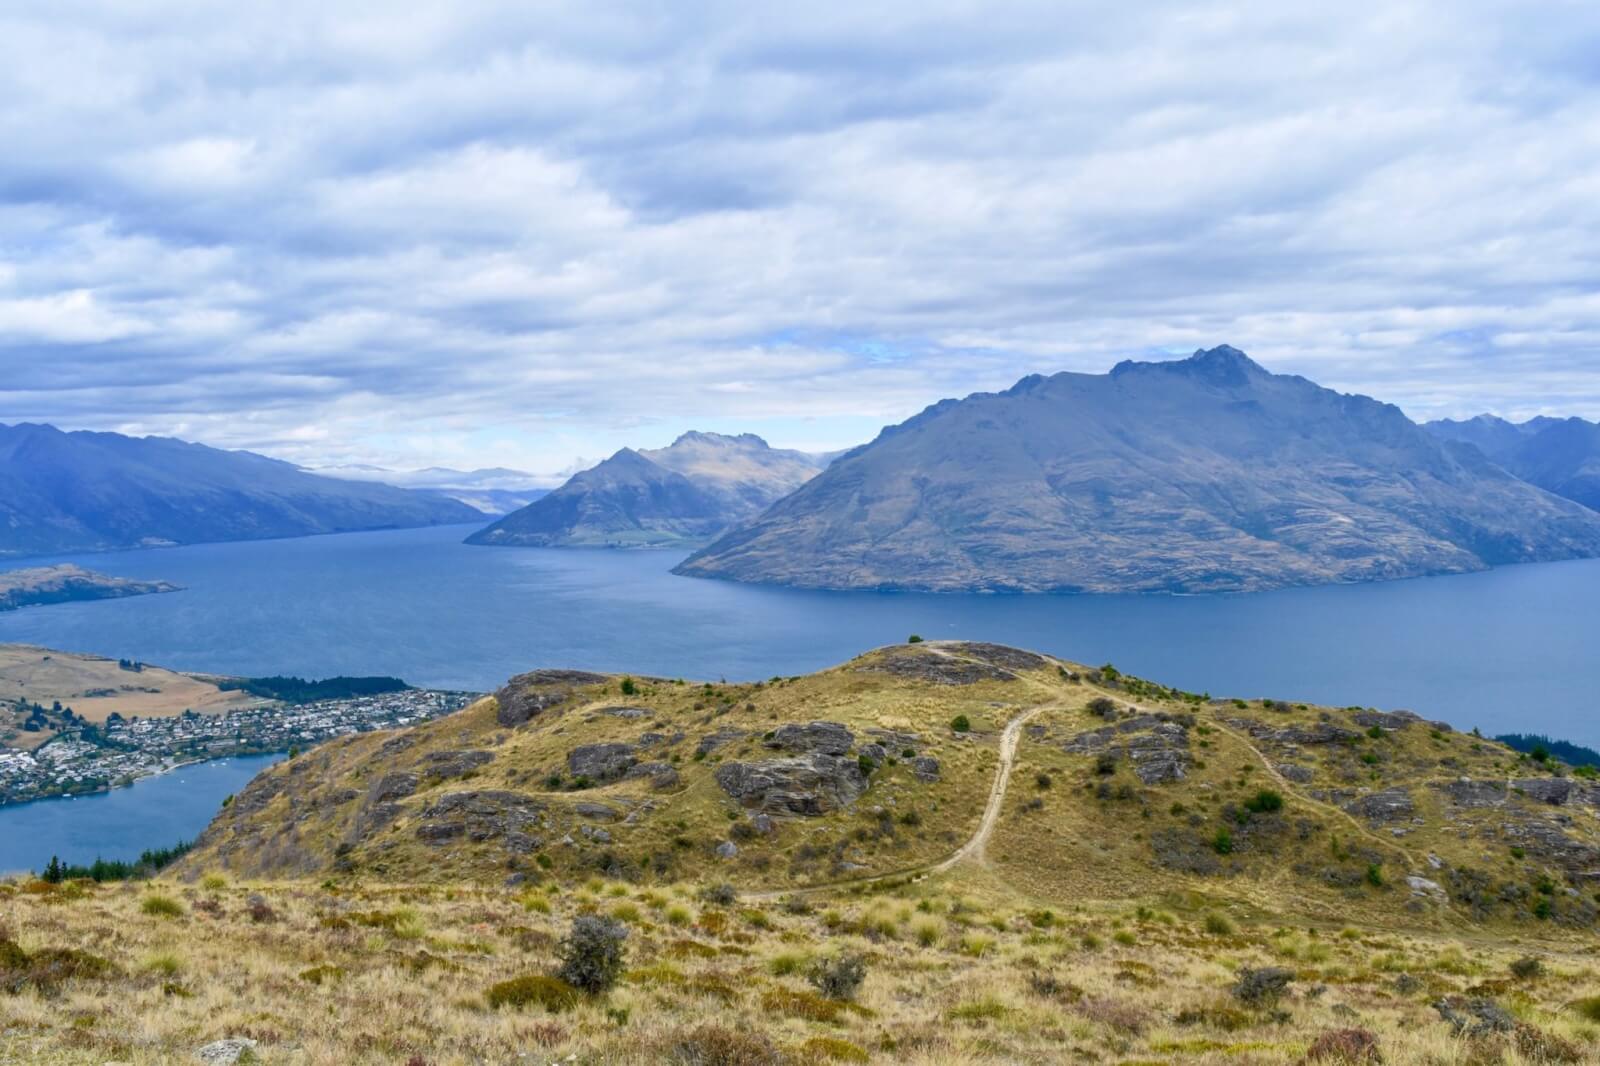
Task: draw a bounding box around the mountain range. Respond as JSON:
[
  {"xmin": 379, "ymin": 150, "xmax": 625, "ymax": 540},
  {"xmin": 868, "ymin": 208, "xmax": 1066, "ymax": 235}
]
[
  {"xmin": 1425, "ymin": 414, "xmax": 1600, "ymax": 512},
  {"xmin": 675, "ymin": 346, "xmax": 1600, "ymax": 593},
  {"xmin": 306, "ymin": 464, "xmax": 550, "ymax": 515},
  {"xmin": 0, "ymin": 423, "xmax": 483, "ymax": 558},
  {"xmin": 465, "ymin": 431, "xmax": 833, "ymax": 548}
]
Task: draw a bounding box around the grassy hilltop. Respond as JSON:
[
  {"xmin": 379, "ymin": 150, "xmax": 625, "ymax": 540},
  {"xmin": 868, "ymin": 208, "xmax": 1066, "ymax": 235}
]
[{"xmin": 4, "ymin": 641, "xmax": 1600, "ymax": 1064}]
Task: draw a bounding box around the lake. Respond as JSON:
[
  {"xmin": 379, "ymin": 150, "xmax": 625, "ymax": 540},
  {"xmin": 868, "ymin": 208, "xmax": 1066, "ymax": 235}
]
[
  {"xmin": 1, "ymin": 523, "xmax": 1597, "ymax": 868},
  {"xmin": 0, "ymin": 754, "xmax": 283, "ymax": 875}
]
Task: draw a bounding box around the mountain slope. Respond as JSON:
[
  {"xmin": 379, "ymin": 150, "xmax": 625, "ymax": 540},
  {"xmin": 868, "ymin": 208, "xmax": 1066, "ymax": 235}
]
[
  {"xmin": 465, "ymin": 432, "xmax": 829, "ymax": 548},
  {"xmin": 1427, "ymin": 415, "xmax": 1600, "ymax": 512},
  {"xmin": 675, "ymin": 346, "xmax": 1600, "ymax": 593},
  {"xmin": 0, "ymin": 423, "xmax": 484, "ymax": 558}
]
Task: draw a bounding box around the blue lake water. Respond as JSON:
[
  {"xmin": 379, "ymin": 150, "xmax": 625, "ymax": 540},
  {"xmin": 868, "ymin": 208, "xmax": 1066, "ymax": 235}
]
[
  {"xmin": 0, "ymin": 754, "xmax": 283, "ymax": 874},
  {"xmin": 1, "ymin": 523, "xmax": 1597, "ymax": 868}
]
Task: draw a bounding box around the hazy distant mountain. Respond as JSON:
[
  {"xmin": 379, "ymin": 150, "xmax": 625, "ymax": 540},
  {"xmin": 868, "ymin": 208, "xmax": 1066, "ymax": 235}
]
[
  {"xmin": 465, "ymin": 432, "xmax": 832, "ymax": 547},
  {"xmin": 307, "ymin": 464, "xmax": 549, "ymax": 515},
  {"xmin": 0, "ymin": 423, "xmax": 484, "ymax": 558},
  {"xmin": 676, "ymin": 346, "xmax": 1600, "ymax": 593},
  {"xmin": 1425, "ymin": 415, "xmax": 1600, "ymax": 512}
]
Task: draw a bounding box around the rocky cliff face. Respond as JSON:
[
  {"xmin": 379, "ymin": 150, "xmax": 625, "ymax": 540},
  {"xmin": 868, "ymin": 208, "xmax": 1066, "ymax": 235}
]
[
  {"xmin": 675, "ymin": 347, "xmax": 1600, "ymax": 593},
  {"xmin": 465, "ymin": 432, "xmax": 831, "ymax": 548}
]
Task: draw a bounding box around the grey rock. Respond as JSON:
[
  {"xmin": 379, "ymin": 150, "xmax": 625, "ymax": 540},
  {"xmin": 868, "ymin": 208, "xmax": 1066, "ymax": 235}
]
[
  {"xmin": 1343, "ymin": 788, "xmax": 1416, "ymax": 825},
  {"xmin": 369, "ymin": 772, "xmax": 418, "ymax": 803},
  {"xmin": 423, "ymin": 750, "xmax": 494, "ymax": 777},
  {"xmin": 858, "ymin": 743, "xmax": 887, "ymax": 762},
  {"xmin": 196, "ymin": 1038, "xmax": 259, "ymax": 1065},
  {"xmin": 567, "ymin": 742, "xmax": 637, "ymax": 782},
  {"xmin": 695, "ymin": 728, "xmax": 748, "ymax": 757},
  {"xmin": 621, "ymin": 761, "xmax": 680, "ymax": 790},
  {"xmin": 1436, "ymin": 779, "xmax": 1507, "ymax": 808},
  {"xmin": 766, "ymin": 721, "xmax": 854, "ymax": 756},
  {"xmin": 1407, "ymin": 875, "xmax": 1446, "ymax": 900},
  {"xmin": 600, "ymin": 706, "xmax": 652, "ymax": 718},
  {"xmin": 715, "ymin": 754, "xmax": 869, "ymax": 816},
  {"xmin": 714, "ymin": 840, "xmax": 739, "ymax": 859},
  {"xmin": 1433, "ymin": 997, "xmax": 1516, "ymax": 1035},
  {"xmin": 573, "ymin": 801, "xmax": 619, "ymax": 821},
  {"xmin": 1513, "ymin": 778, "xmax": 1574, "ymax": 806},
  {"xmin": 494, "ymin": 669, "xmax": 606, "ymax": 727},
  {"xmin": 866, "ymin": 728, "xmax": 923, "ymax": 750},
  {"xmin": 910, "ymin": 756, "xmax": 941, "ymax": 782},
  {"xmin": 415, "ymin": 790, "xmax": 545, "ymax": 848},
  {"xmin": 1277, "ymin": 764, "xmax": 1314, "ymax": 783},
  {"xmin": 749, "ymin": 813, "xmax": 775, "ymax": 835},
  {"xmin": 859, "ymin": 649, "xmax": 1016, "ymax": 685}
]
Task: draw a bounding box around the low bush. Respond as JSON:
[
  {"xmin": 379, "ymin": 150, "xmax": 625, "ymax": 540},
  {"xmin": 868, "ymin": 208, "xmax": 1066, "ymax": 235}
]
[
  {"xmin": 665, "ymin": 1025, "xmax": 786, "ymax": 1066},
  {"xmin": 1304, "ymin": 1027, "xmax": 1381, "ymax": 1063},
  {"xmin": 1232, "ymin": 966, "xmax": 1293, "ymax": 1005},
  {"xmin": 140, "ymin": 894, "xmax": 184, "ymax": 919},
  {"xmin": 808, "ymin": 952, "xmax": 867, "ymax": 1001},
  {"xmin": 485, "ymin": 974, "xmax": 580, "ymax": 1012},
  {"xmin": 801, "ymin": 1036, "xmax": 869, "ymax": 1063}
]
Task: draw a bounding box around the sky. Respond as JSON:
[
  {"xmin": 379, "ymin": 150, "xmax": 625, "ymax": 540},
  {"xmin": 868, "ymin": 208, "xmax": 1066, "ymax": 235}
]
[{"xmin": 2, "ymin": 1, "xmax": 1599, "ymax": 480}]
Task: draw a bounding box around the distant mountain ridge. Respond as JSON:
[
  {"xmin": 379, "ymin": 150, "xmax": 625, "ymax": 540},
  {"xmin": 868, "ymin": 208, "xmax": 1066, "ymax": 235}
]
[
  {"xmin": 465, "ymin": 431, "xmax": 833, "ymax": 548},
  {"xmin": 1425, "ymin": 414, "xmax": 1600, "ymax": 512},
  {"xmin": 675, "ymin": 346, "xmax": 1600, "ymax": 593},
  {"xmin": 306, "ymin": 463, "xmax": 550, "ymax": 515},
  {"xmin": 0, "ymin": 423, "xmax": 484, "ymax": 558}
]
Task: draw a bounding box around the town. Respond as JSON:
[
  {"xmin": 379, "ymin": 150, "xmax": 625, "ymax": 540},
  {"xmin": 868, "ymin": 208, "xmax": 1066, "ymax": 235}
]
[{"xmin": 0, "ymin": 688, "xmax": 476, "ymax": 805}]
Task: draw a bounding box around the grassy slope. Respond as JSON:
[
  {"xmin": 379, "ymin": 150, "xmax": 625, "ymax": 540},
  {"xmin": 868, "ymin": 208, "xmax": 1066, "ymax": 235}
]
[{"xmin": 7, "ymin": 642, "xmax": 1600, "ymax": 1063}]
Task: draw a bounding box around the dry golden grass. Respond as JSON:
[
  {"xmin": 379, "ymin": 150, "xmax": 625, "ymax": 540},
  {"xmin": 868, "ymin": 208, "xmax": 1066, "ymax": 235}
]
[{"xmin": 3, "ymin": 870, "xmax": 1599, "ymax": 1064}]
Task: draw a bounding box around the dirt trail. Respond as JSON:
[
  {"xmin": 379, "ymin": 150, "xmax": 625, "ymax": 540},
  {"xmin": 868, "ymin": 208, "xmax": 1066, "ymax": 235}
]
[{"xmin": 748, "ymin": 647, "xmax": 1065, "ymax": 899}]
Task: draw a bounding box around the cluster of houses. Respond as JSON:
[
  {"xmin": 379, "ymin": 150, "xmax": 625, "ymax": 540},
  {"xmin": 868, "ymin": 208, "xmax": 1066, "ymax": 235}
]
[{"xmin": 0, "ymin": 688, "xmax": 474, "ymax": 804}]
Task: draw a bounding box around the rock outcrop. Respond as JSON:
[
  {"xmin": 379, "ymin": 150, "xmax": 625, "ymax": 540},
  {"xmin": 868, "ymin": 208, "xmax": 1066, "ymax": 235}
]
[{"xmin": 715, "ymin": 755, "xmax": 869, "ymax": 816}]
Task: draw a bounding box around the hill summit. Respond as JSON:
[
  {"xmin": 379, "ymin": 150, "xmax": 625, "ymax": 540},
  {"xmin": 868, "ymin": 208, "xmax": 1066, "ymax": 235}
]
[
  {"xmin": 675, "ymin": 347, "xmax": 1600, "ymax": 593},
  {"xmin": 465, "ymin": 431, "xmax": 831, "ymax": 547}
]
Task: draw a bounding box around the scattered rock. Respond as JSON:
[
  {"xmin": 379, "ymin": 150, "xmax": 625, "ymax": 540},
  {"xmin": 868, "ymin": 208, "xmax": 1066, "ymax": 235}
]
[
  {"xmin": 567, "ymin": 742, "xmax": 637, "ymax": 782},
  {"xmin": 422, "ymin": 750, "xmax": 494, "ymax": 778},
  {"xmin": 369, "ymin": 772, "xmax": 418, "ymax": 804},
  {"xmin": 1406, "ymin": 875, "xmax": 1446, "ymax": 901},
  {"xmin": 1277, "ymin": 763, "xmax": 1314, "ymax": 783},
  {"xmin": 1436, "ymin": 779, "xmax": 1506, "ymax": 808},
  {"xmin": 1513, "ymin": 778, "xmax": 1574, "ymax": 806},
  {"xmin": 623, "ymin": 761, "xmax": 680, "ymax": 790},
  {"xmin": 695, "ymin": 728, "xmax": 748, "ymax": 757},
  {"xmin": 600, "ymin": 706, "xmax": 651, "ymax": 718},
  {"xmin": 765, "ymin": 721, "xmax": 854, "ymax": 756},
  {"xmin": 911, "ymin": 756, "xmax": 941, "ymax": 782},
  {"xmin": 866, "ymin": 728, "xmax": 922, "ymax": 750},
  {"xmin": 414, "ymin": 791, "xmax": 546, "ymax": 851},
  {"xmin": 858, "ymin": 743, "xmax": 887, "ymax": 762},
  {"xmin": 861, "ymin": 649, "xmax": 1016, "ymax": 686},
  {"xmin": 942, "ymin": 642, "xmax": 1051, "ymax": 672},
  {"xmin": 1342, "ymin": 788, "xmax": 1415, "ymax": 825},
  {"xmin": 715, "ymin": 754, "xmax": 869, "ymax": 816},
  {"xmin": 1432, "ymin": 996, "xmax": 1515, "ymax": 1036},
  {"xmin": 573, "ymin": 802, "xmax": 619, "ymax": 821},
  {"xmin": 714, "ymin": 840, "xmax": 738, "ymax": 859}
]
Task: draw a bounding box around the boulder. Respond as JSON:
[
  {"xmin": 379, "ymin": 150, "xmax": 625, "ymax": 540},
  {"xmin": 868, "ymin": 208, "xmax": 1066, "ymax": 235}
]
[
  {"xmin": 714, "ymin": 840, "xmax": 739, "ymax": 859},
  {"xmin": 1436, "ymin": 779, "xmax": 1506, "ymax": 808},
  {"xmin": 1514, "ymin": 778, "xmax": 1574, "ymax": 806},
  {"xmin": 600, "ymin": 706, "xmax": 651, "ymax": 718},
  {"xmin": 369, "ymin": 772, "xmax": 418, "ymax": 804},
  {"xmin": 911, "ymin": 757, "xmax": 941, "ymax": 782},
  {"xmin": 623, "ymin": 761, "xmax": 680, "ymax": 790},
  {"xmin": 696, "ymin": 728, "xmax": 748, "ymax": 757},
  {"xmin": 858, "ymin": 743, "xmax": 887, "ymax": 763},
  {"xmin": 866, "ymin": 728, "xmax": 922, "ymax": 750},
  {"xmin": 494, "ymin": 669, "xmax": 606, "ymax": 728},
  {"xmin": 715, "ymin": 754, "xmax": 869, "ymax": 816},
  {"xmin": 766, "ymin": 721, "xmax": 854, "ymax": 756},
  {"xmin": 196, "ymin": 1039, "xmax": 258, "ymax": 1065},
  {"xmin": 567, "ymin": 742, "xmax": 637, "ymax": 782},
  {"xmin": 423, "ymin": 750, "xmax": 494, "ymax": 778},
  {"xmin": 1343, "ymin": 788, "xmax": 1415, "ymax": 825},
  {"xmin": 573, "ymin": 801, "xmax": 619, "ymax": 821},
  {"xmin": 414, "ymin": 790, "xmax": 545, "ymax": 851}
]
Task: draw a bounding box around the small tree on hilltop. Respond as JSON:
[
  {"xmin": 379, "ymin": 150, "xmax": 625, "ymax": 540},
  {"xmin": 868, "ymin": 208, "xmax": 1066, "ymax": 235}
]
[{"xmin": 556, "ymin": 916, "xmax": 628, "ymax": 995}]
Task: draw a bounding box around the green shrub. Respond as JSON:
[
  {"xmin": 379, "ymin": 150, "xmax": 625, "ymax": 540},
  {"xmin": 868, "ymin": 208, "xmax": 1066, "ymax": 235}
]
[
  {"xmin": 620, "ymin": 677, "xmax": 637, "ymax": 696},
  {"xmin": 1244, "ymin": 789, "xmax": 1284, "ymax": 814},
  {"xmin": 1365, "ymin": 863, "xmax": 1384, "ymax": 888},
  {"xmin": 950, "ymin": 715, "xmax": 971, "ymax": 733},
  {"xmin": 1204, "ymin": 912, "xmax": 1235, "ymax": 935},
  {"xmin": 907, "ymin": 634, "xmax": 924, "ymax": 643},
  {"xmin": 808, "ymin": 952, "xmax": 867, "ymax": 1001},
  {"xmin": 556, "ymin": 916, "xmax": 628, "ymax": 994},
  {"xmin": 486, "ymin": 974, "xmax": 580, "ymax": 1011},
  {"xmin": 1212, "ymin": 828, "xmax": 1234, "ymax": 855}
]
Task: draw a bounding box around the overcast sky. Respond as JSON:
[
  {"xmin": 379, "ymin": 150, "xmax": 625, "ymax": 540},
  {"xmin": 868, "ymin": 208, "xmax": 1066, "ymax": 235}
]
[{"xmin": 2, "ymin": 1, "xmax": 1598, "ymax": 478}]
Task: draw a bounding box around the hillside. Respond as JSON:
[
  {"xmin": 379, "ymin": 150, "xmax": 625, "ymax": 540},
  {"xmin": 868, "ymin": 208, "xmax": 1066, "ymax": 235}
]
[
  {"xmin": 0, "ymin": 423, "xmax": 484, "ymax": 558},
  {"xmin": 10, "ymin": 641, "xmax": 1600, "ymax": 1064},
  {"xmin": 1427, "ymin": 415, "xmax": 1600, "ymax": 512},
  {"xmin": 465, "ymin": 432, "xmax": 829, "ymax": 548},
  {"xmin": 675, "ymin": 346, "xmax": 1600, "ymax": 593},
  {"xmin": 0, "ymin": 565, "xmax": 178, "ymax": 612},
  {"xmin": 184, "ymin": 641, "xmax": 1600, "ymax": 935}
]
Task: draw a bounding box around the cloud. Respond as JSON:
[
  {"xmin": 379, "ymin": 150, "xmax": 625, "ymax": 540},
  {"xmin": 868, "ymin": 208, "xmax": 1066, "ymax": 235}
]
[{"xmin": 2, "ymin": 0, "xmax": 1599, "ymax": 472}]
